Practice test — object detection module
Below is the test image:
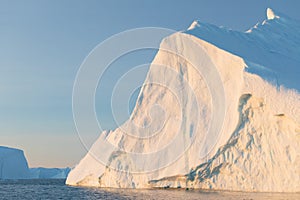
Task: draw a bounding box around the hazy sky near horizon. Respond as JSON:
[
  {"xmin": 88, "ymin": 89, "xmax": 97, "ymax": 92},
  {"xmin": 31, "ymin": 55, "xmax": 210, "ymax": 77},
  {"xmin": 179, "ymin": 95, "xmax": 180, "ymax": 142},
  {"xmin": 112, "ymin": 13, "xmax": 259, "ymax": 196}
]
[{"xmin": 1, "ymin": 0, "xmax": 299, "ymax": 168}]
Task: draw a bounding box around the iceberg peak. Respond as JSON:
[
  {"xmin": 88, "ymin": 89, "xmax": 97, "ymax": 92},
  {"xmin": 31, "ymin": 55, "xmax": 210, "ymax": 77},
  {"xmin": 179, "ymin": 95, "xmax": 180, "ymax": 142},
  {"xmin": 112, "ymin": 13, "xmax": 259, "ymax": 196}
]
[
  {"xmin": 187, "ymin": 20, "xmax": 200, "ymax": 30},
  {"xmin": 267, "ymin": 8, "xmax": 280, "ymax": 20}
]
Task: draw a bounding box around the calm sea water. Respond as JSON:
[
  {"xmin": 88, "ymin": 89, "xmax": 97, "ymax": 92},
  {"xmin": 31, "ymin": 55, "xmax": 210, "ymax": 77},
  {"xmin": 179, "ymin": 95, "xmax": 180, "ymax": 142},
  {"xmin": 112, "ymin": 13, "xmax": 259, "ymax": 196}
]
[{"xmin": 0, "ymin": 179, "xmax": 299, "ymax": 200}]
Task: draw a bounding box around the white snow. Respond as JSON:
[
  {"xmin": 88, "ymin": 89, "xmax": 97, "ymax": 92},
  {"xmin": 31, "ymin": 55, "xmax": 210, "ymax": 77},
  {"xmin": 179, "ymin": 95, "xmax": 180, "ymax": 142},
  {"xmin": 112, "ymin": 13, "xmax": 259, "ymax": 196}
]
[
  {"xmin": 66, "ymin": 8, "xmax": 300, "ymax": 192},
  {"xmin": 187, "ymin": 20, "xmax": 200, "ymax": 30},
  {"xmin": 267, "ymin": 8, "xmax": 279, "ymax": 20}
]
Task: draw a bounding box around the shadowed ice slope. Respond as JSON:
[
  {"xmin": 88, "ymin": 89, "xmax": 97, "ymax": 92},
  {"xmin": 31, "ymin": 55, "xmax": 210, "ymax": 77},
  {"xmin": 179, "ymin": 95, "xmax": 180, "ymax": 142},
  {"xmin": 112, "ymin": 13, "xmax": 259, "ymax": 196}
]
[{"xmin": 186, "ymin": 8, "xmax": 300, "ymax": 91}]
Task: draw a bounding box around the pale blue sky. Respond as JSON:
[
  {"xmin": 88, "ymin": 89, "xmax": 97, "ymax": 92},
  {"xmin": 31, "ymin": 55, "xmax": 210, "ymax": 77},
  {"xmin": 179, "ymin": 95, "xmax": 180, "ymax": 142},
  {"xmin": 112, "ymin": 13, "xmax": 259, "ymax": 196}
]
[{"xmin": 0, "ymin": 0, "xmax": 299, "ymax": 167}]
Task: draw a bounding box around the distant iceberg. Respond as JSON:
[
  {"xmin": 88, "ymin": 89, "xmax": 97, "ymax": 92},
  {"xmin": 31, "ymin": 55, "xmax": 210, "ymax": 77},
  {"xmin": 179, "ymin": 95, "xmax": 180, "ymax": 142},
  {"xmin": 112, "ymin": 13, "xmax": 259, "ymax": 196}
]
[
  {"xmin": 0, "ymin": 146, "xmax": 30, "ymax": 179},
  {"xmin": 0, "ymin": 146, "xmax": 70, "ymax": 180},
  {"xmin": 29, "ymin": 167, "xmax": 71, "ymax": 179}
]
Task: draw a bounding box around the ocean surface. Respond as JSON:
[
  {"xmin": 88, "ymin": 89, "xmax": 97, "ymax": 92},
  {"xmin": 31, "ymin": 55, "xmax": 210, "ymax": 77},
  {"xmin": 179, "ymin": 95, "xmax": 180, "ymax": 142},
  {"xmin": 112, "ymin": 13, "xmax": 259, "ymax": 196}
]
[{"xmin": 0, "ymin": 179, "xmax": 299, "ymax": 200}]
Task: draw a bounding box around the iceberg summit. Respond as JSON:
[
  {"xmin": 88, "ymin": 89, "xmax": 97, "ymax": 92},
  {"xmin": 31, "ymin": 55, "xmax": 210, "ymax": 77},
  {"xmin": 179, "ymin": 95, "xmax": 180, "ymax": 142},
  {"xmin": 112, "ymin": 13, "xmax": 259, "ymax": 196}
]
[{"xmin": 67, "ymin": 8, "xmax": 300, "ymax": 192}]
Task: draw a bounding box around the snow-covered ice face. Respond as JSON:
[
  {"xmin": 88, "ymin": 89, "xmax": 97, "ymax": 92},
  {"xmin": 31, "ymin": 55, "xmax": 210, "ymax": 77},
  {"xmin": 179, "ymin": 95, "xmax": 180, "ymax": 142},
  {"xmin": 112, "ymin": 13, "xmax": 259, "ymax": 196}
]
[{"xmin": 72, "ymin": 27, "xmax": 226, "ymax": 173}]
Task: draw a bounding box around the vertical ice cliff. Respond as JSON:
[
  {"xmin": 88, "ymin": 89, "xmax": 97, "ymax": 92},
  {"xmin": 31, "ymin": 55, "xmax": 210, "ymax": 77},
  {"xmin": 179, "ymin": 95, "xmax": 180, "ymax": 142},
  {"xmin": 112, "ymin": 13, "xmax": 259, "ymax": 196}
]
[
  {"xmin": 0, "ymin": 146, "xmax": 71, "ymax": 179},
  {"xmin": 150, "ymin": 93, "xmax": 300, "ymax": 192},
  {"xmin": 0, "ymin": 146, "xmax": 30, "ymax": 179},
  {"xmin": 67, "ymin": 8, "xmax": 300, "ymax": 192},
  {"xmin": 67, "ymin": 33, "xmax": 246, "ymax": 188}
]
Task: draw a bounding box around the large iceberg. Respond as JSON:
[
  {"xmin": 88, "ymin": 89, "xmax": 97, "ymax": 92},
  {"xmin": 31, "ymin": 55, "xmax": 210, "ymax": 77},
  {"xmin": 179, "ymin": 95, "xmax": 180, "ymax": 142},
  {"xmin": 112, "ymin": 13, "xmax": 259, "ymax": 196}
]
[{"xmin": 67, "ymin": 8, "xmax": 300, "ymax": 192}]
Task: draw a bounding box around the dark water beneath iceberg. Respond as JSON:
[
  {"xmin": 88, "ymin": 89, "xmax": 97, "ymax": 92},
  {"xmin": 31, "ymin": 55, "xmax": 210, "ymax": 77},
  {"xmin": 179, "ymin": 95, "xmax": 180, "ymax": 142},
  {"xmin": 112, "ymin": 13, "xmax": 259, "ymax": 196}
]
[{"xmin": 0, "ymin": 179, "xmax": 299, "ymax": 200}]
